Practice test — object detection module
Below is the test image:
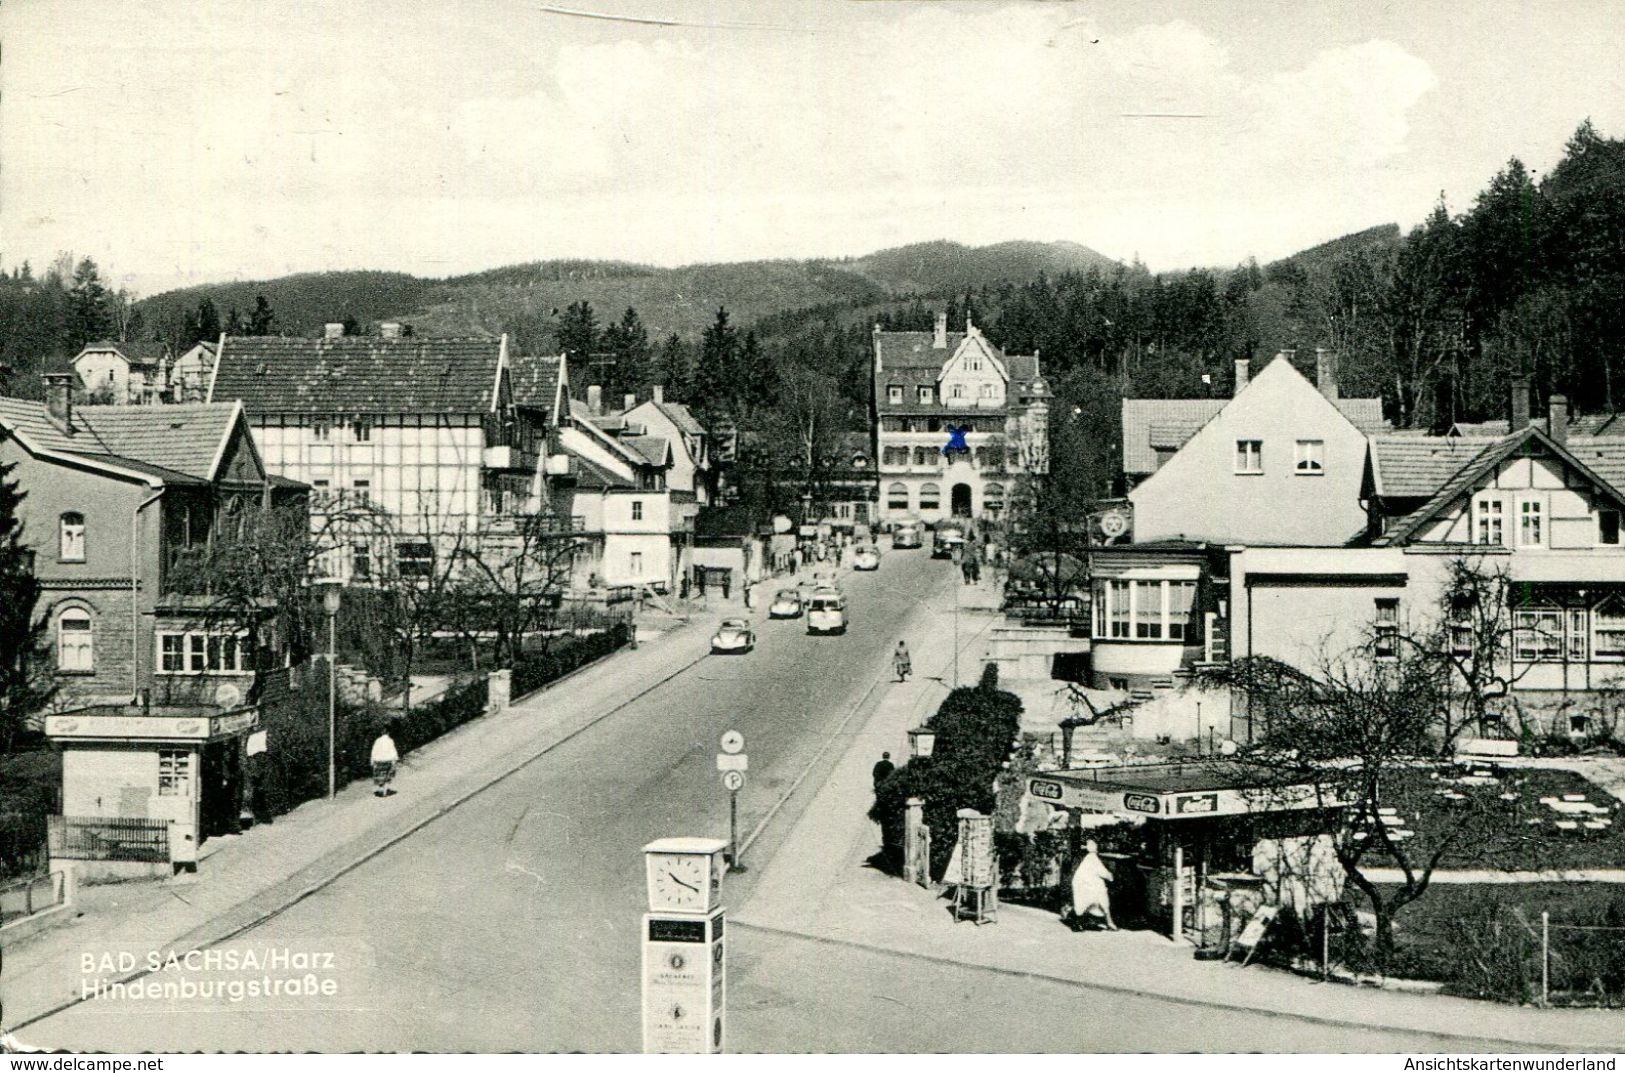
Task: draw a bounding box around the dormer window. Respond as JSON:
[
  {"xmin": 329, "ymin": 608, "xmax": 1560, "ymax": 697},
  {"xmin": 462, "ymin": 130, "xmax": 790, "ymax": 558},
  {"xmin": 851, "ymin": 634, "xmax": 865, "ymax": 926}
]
[
  {"xmin": 311, "ymin": 421, "xmax": 331, "ymax": 442},
  {"xmin": 918, "ymin": 386, "xmax": 933, "ymax": 404},
  {"xmin": 887, "ymin": 385, "xmax": 903, "ymax": 404},
  {"xmin": 352, "ymin": 419, "xmax": 372, "ymax": 442}
]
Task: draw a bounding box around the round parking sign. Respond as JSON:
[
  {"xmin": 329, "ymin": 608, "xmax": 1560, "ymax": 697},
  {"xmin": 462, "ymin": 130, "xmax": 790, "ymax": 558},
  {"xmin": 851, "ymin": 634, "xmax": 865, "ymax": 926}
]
[{"xmin": 721, "ymin": 770, "xmax": 746, "ymax": 792}]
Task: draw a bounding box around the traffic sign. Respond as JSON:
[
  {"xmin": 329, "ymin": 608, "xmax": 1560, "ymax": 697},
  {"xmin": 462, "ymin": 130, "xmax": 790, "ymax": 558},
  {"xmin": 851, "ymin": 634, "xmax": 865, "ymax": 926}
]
[
  {"xmin": 721, "ymin": 770, "xmax": 745, "ymax": 792},
  {"xmin": 720, "ymin": 731, "xmax": 744, "ymax": 755},
  {"xmin": 716, "ymin": 753, "xmax": 748, "ymax": 772}
]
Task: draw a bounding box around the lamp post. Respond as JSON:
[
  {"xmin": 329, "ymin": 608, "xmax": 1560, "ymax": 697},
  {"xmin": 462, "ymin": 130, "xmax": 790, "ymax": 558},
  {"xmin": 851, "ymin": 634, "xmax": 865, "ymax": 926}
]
[
  {"xmin": 908, "ymin": 725, "xmax": 936, "ymax": 759},
  {"xmin": 323, "ymin": 583, "xmax": 343, "ymax": 800}
]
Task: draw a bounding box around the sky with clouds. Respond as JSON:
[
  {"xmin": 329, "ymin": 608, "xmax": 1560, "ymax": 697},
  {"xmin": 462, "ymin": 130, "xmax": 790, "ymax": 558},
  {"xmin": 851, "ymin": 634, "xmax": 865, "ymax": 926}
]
[{"xmin": 2, "ymin": 0, "xmax": 1622, "ymax": 296}]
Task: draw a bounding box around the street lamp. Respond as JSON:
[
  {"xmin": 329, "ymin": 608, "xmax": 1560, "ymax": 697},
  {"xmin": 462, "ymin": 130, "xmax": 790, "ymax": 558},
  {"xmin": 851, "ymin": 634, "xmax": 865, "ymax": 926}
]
[
  {"xmin": 323, "ymin": 582, "xmax": 343, "ymax": 800},
  {"xmin": 908, "ymin": 725, "xmax": 936, "ymax": 759}
]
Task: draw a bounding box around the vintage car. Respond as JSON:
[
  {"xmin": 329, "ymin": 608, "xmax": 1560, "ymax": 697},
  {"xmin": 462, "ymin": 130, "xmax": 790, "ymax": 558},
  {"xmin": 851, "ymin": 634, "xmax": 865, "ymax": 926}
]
[
  {"xmin": 892, "ymin": 523, "xmax": 923, "ymax": 550},
  {"xmin": 710, "ymin": 618, "xmax": 756, "ymax": 654},
  {"xmin": 806, "ymin": 589, "xmax": 848, "ymax": 635},
  {"xmin": 852, "ymin": 544, "xmax": 881, "ymax": 571},
  {"xmin": 768, "ymin": 588, "xmax": 805, "ymax": 619}
]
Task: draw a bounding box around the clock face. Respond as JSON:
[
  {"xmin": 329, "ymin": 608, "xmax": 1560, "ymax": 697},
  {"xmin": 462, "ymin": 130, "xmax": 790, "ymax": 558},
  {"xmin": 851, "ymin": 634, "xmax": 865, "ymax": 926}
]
[{"xmin": 648, "ymin": 853, "xmax": 711, "ymax": 911}]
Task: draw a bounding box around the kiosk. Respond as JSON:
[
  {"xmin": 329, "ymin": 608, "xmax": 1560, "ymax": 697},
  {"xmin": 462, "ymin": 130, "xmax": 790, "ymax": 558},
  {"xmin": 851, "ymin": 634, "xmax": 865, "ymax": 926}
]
[{"xmin": 1027, "ymin": 761, "xmax": 1346, "ymax": 947}]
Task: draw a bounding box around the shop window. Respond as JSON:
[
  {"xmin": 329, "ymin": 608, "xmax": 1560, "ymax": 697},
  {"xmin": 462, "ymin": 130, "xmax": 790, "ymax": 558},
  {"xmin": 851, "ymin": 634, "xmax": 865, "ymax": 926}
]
[
  {"xmin": 1373, "ymin": 598, "xmax": 1400, "ymax": 659},
  {"xmin": 57, "ymin": 610, "xmax": 93, "ymax": 673},
  {"xmin": 59, "ymin": 513, "xmax": 86, "ymax": 562},
  {"xmin": 1235, "ymin": 440, "xmax": 1263, "ymax": 474},
  {"xmin": 158, "ymin": 750, "xmax": 193, "ymax": 797},
  {"xmin": 1515, "ymin": 609, "xmax": 1563, "ymax": 661}
]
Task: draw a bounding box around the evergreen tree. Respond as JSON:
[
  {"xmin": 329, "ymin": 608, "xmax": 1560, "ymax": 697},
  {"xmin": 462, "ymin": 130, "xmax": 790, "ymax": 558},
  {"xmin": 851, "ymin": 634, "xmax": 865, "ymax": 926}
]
[
  {"xmin": 248, "ymin": 295, "xmax": 276, "ymax": 337},
  {"xmin": 0, "ymin": 461, "xmax": 47, "ymax": 750},
  {"xmin": 186, "ymin": 298, "xmax": 222, "ymax": 346},
  {"xmin": 601, "ymin": 306, "xmax": 651, "ymax": 400},
  {"xmin": 657, "ymin": 333, "xmax": 692, "ymax": 398},
  {"xmin": 555, "ymin": 301, "xmax": 600, "ymax": 388},
  {"xmin": 67, "ymin": 257, "xmax": 114, "ymax": 348},
  {"xmin": 694, "ymin": 307, "xmax": 739, "ymax": 418}
]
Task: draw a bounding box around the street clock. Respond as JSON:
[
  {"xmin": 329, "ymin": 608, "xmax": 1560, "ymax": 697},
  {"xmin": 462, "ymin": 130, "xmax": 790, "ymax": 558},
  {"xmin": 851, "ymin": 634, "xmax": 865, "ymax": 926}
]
[{"xmin": 643, "ymin": 837, "xmax": 728, "ymax": 914}]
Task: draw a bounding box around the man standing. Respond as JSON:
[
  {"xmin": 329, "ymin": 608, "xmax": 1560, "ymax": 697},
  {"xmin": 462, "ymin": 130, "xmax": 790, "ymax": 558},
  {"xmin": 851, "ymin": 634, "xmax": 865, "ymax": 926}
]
[
  {"xmin": 893, "ymin": 641, "xmax": 912, "ymax": 682},
  {"xmin": 872, "ymin": 751, "xmax": 895, "ymax": 790},
  {"xmin": 370, "ymin": 728, "xmax": 400, "ymax": 798}
]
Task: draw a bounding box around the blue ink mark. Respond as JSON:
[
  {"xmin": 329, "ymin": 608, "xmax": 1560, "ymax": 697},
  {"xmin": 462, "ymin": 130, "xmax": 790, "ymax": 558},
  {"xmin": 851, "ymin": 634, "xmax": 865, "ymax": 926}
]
[{"xmin": 942, "ymin": 425, "xmax": 970, "ymax": 455}]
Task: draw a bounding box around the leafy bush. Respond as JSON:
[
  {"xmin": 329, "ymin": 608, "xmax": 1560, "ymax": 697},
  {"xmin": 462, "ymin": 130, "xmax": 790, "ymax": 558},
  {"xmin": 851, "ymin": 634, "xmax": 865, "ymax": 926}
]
[{"xmin": 511, "ymin": 624, "xmax": 631, "ymax": 698}]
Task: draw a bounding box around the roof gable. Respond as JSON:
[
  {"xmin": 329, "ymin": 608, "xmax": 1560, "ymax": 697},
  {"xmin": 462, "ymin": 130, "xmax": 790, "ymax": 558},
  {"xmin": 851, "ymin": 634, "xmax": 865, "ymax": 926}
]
[
  {"xmin": 211, "ymin": 335, "xmax": 508, "ymax": 414},
  {"xmin": 0, "ymin": 397, "xmax": 244, "ymax": 484},
  {"xmin": 937, "ymin": 331, "xmax": 1007, "ymax": 384}
]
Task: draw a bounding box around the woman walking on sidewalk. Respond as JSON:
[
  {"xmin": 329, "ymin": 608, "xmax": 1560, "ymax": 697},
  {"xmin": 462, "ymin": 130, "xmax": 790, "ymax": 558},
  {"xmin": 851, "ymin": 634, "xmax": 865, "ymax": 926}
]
[
  {"xmin": 893, "ymin": 641, "xmax": 912, "ymax": 682},
  {"xmin": 371, "ymin": 729, "xmax": 399, "ymax": 797}
]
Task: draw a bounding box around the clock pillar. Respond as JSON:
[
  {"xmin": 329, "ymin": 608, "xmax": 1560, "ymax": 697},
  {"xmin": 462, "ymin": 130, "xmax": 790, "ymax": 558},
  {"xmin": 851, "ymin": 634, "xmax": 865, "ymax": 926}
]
[{"xmin": 641, "ymin": 837, "xmax": 729, "ymax": 1054}]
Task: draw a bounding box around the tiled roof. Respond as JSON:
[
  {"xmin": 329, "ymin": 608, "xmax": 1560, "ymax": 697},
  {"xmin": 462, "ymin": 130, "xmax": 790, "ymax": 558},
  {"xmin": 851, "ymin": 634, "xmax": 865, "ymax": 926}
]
[
  {"xmin": 566, "ymin": 448, "xmax": 635, "ymax": 490},
  {"xmin": 211, "ymin": 336, "xmax": 505, "ymax": 414},
  {"xmin": 511, "ymin": 353, "xmax": 563, "ymax": 412},
  {"xmin": 79, "ymin": 340, "xmax": 169, "ymax": 367},
  {"xmin": 1371, "ymin": 435, "xmax": 1501, "ymax": 499},
  {"xmin": 1122, "ymin": 396, "xmax": 1387, "ymax": 477},
  {"xmin": 652, "ymin": 401, "xmax": 705, "ymax": 436},
  {"xmin": 873, "ymin": 328, "xmax": 1042, "ymax": 417},
  {"xmin": 0, "ymin": 398, "xmax": 240, "ymax": 483},
  {"xmin": 1449, "ymin": 414, "xmax": 1625, "ymax": 438},
  {"xmin": 621, "ymin": 435, "xmax": 670, "ymax": 467},
  {"xmin": 874, "ymin": 331, "xmax": 966, "ymax": 370}
]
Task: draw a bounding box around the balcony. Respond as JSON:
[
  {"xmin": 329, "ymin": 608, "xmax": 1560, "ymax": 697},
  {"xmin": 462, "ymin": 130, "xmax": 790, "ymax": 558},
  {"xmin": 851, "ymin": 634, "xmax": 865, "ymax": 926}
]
[
  {"xmin": 544, "ymin": 453, "xmax": 575, "ymax": 476},
  {"xmin": 483, "ymin": 445, "xmax": 525, "ymax": 471}
]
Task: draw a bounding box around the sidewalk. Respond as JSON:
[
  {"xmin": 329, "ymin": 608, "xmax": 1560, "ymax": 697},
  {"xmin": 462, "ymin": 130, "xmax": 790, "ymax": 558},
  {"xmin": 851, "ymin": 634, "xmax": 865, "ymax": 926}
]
[
  {"xmin": 3, "ymin": 607, "xmax": 726, "ymax": 1033},
  {"xmin": 731, "ymin": 587, "xmax": 1625, "ymax": 1052}
]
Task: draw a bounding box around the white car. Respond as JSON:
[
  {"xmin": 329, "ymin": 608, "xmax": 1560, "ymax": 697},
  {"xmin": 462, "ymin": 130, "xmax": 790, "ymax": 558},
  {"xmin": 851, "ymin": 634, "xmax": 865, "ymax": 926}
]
[
  {"xmin": 806, "ymin": 590, "xmax": 848, "ymax": 635},
  {"xmin": 768, "ymin": 589, "xmax": 804, "ymax": 619},
  {"xmin": 711, "ymin": 618, "xmax": 756, "ymax": 654},
  {"xmin": 892, "ymin": 524, "xmax": 923, "ymax": 550},
  {"xmin": 852, "ymin": 545, "xmax": 881, "ymax": 571},
  {"xmin": 812, "ymin": 569, "xmax": 841, "ymax": 591}
]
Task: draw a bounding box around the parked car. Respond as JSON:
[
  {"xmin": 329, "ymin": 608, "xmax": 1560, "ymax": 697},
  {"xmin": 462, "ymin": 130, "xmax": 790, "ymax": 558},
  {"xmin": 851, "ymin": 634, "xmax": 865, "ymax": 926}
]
[
  {"xmin": 768, "ymin": 589, "xmax": 804, "ymax": 619},
  {"xmin": 892, "ymin": 523, "xmax": 923, "ymax": 550},
  {"xmin": 806, "ymin": 590, "xmax": 848, "ymax": 635},
  {"xmin": 932, "ymin": 525, "xmax": 965, "ymax": 559},
  {"xmin": 813, "ymin": 569, "xmax": 841, "ymax": 590},
  {"xmin": 711, "ymin": 618, "xmax": 756, "ymax": 654},
  {"xmin": 852, "ymin": 544, "xmax": 881, "ymax": 571}
]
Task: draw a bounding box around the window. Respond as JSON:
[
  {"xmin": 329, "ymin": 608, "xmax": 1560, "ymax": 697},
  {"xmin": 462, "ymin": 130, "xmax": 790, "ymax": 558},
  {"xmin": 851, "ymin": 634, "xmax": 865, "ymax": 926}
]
[
  {"xmin": 1601, "ymin": 510, "xmax": 1621, "ymax": 546},
  {"xmin": 59, "ymin": 513, "xmax": 85, "ymax": 561},
  {"xmin": 887, "ymin": 483, "xmax": 909, "ymax": 510},
  {"xmin": 158, "ymin": 750, "xmax": 193, "ymax": 797},
  {"xmin": 1373, "ymin": 598, "xmax": 1400, "ymax": 659},
  {"xmin": 397, "ymin": 542, "xmax": 434, "ymax": 578},
  {"xmin": 1092, "ymin": 578, "xmax": 1195, "ymax": 642},
  {"xmin": 1134, "ymin": 582, "xmax": 1164, "ymax": 639},
  {"xmin": 629, "ymin": 551, "xmax": 643, "ymax": 575},
  {"xmin": 1167, "ymin": 582, "xmax": 1196, "ymax": 641},
  {"xmin": 157, "ymin": 630, "xmax": 249, "ymax": 674},
  {"xmin": 352, "ymin": 479, "xmax": 370, "ymax": 505},
  {"xmin": 980, "ymin": 383, "xmax": 996, "ymax": 399},
  {"xmin": 1568, "ymin": 608, "xmax": 1589, "ymax": 662},
  {"xmin": 352, "ymin": 542, "xmax": 372, "ymax": 580},
  {"xmin": 1107, "ymin": 580, "xmax": 1132, "ymax": 639},
  {"xmin": 1294, "ymin": 440, "xmax": 1324, "ymax": 475},
  {"xmin": 631, "ymin": 500, "xmax": 644, "ymax": 521},
  {"xmin": 918, "ymin": 386, "xmax": 933, "ymax": 404},
  {"xmin": 1235, "ymin": 440, "xmax": 1263, "ymax": 474},
  {"xmin": 311, "ymin": 421, "xmax": 331, "ymax": 442},
  {"xmin": 968, "ymin": 357, "xmax": 980, "ymax": 372},
  {"xmin": 1474, "ymin": 496, "xmax": 1505, "ymax": 546},
  {"xmin": 887, "ymin": 385, "xmax": 903, "ymax": 404},
  {"xmin": 161, "ymin": 633, "xmax": 185, "ymax": 672},
  {"xmin": 1595, "ymin": 598, "xmax": 1625, "ymax": 659},
  {"xmin": 984, "ymin": 483, "xmax": 1006, "ymax": 512},
  {"xmin": 1449, "ymin": 595, "xmax": 1476, "ymax": 657},
  {"xmin": 1517, "ymin": 496, "xmax": 1544, "ymax": 547},
  {"xmin": 352, "ymin": 419, "xmax": 372, "ymax": 442},
  {"xmin": 1515, "ymin": 609, "xmax": 1563, "ymax": 661},
  {"xmin": 57, "ymin": 610, "xmax": 93, "ymax": 673},
  {"xmin": 913, "ymin": 447, "xmax": 935, "ymax": 467},
  {"xmin": 950, "ymin": 385, "xmax": 964, "ymax": 400},
  {"xmin": 919, "ymin": 483, "xmax": 941, "ymax": 511},
  {"xmin": 312, "ymin": 479, "xmax": 330, "ymax": 507}
]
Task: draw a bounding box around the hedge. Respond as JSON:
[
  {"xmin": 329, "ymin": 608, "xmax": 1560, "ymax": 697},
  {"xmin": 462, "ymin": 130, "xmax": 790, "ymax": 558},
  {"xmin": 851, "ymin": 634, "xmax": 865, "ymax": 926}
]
[
  {"xmin": 510, "ymin": 623, "xmax": 632, "ymax": 699},
  {"xmin": 870, "ymin": 665, "xmax": 1024, "ymax": 881}
]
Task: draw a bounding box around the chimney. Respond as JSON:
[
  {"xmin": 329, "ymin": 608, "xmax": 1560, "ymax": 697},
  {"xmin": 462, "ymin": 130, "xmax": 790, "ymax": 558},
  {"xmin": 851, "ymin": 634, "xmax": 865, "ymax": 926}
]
[
  {"xmin": 587, "ymin": 384, "xmax": 602, "ymax": 415},
  {"xmin": 1511, "ymin": 375, "xmax": 1531, "ymax": 430},
  {"xmin": 653, "ymin": 385, "xmax": 664, "ymax": 404},
  {"xmin": 1315, "ymin": 347, "xmax": 1339, "ymax": 401},
  {"xmin": 1549, "ymin": 394, "xmax": 1569, "ymax": 446},
  {"xmin": 380, "ymin": 322, "xmax": 402, "ymax": 340},
  {"xmin": 624, "ymin": 393, "xmax": 636, "ymax": 412},
  {"xmin": 43, "ymin": 373, "xmax": 74, "ymax": 432},
  {"xmin": 933, "ymin": 312, "xmax": 948, "ymax": 349},
  {"xmin": 324, "ymin": 322, "xmax": 345, "ymax": 340},
  {"xmin": 1233, "ymin": 359, "xmax": 1251, "ymax": 397}
]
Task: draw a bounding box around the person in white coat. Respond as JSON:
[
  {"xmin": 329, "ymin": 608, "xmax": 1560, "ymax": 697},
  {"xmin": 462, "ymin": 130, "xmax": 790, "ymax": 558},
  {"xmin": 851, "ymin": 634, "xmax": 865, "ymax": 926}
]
[
  {"xmin": 370, "ymin": 729, "xmax": 399, "ymax": 797},
  {"xmin": 1069, "ymin": 839, "xmax": 1117, "ymax": 929}
]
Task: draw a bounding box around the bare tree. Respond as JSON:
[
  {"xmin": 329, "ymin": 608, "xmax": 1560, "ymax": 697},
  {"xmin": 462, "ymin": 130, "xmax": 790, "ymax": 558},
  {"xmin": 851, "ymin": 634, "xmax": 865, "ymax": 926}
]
[{"xmin": 451, "ymin": 507, "xmax": 582, "ymax": 667}]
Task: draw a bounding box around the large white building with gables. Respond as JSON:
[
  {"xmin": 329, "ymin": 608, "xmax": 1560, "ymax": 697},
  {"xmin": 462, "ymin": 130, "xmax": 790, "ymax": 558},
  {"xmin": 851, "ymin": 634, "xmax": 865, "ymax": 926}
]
[{"xmin": 872, "ymin": 313, "xmax": 1050, "ymax": 525}]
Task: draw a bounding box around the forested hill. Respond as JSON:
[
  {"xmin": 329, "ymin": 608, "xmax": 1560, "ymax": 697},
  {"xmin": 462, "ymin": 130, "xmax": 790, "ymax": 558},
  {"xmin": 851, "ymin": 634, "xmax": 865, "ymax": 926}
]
[{"xmin": 128, "ymin": 239, "xmax": 1120, "ymax": 347}]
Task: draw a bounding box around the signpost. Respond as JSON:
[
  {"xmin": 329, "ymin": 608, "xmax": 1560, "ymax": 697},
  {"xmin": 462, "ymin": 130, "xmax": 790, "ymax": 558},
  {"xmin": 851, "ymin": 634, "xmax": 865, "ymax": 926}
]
[
  {"xmin": 717, "ymin": 732, "xmax": 748, "ymax": 871},
  {"xmin": 641, "ymin": 838, "xmax": 728, "ymax": 1053}
]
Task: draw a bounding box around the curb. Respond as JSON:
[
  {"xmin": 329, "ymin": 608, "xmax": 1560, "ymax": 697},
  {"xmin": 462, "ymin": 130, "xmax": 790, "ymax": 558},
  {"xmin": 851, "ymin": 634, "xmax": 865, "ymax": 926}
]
[{"xmin": 9, "ymin": 638, "xmax": 714, "ymax": 1035}]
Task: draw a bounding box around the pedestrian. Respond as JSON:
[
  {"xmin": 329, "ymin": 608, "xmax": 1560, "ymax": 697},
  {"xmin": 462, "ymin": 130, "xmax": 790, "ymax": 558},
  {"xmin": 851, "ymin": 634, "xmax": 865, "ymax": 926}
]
[
  {"xmin": 370, "ymin": 728, "xmax": 399, "ymax": 797},
  {"xmin": 1068, "ymin": 839, "xmax": 1117, "ymax": 930},
  {"xmin": 893, "ymin": 641, "xmax": 912, "ymax": 682},
  {"xmin": 872, "ymin": 751, "xmax": 895, "ymax": 790},
  {"xmin": 722, "ymin": 573, "xmax": 731, "ymax": 600},
  {"xmin": 743, "ymin": 579, "xmax": 755, "ymax": 609}
]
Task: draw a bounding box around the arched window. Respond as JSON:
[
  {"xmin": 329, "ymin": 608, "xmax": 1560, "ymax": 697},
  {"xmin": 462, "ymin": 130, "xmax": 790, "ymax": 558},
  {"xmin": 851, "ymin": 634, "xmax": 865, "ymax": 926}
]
[
  {"xmin": 984, "ymin": 483, "xmax": 1006, "ymax": 512},
  {"xmin": 57, "ymin": 609, "xmax": 94, "ymax": 673},
  {"xmin": 919, "ymin": 483, "xmax": 941, "ymax": 511},
  {"xmin": 887, "ymin": 482, "xmax": 910, "ymax": 511},
  {"xmin": 59, "ymin": 513, "xmax": 86, "ymax": 562}
]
